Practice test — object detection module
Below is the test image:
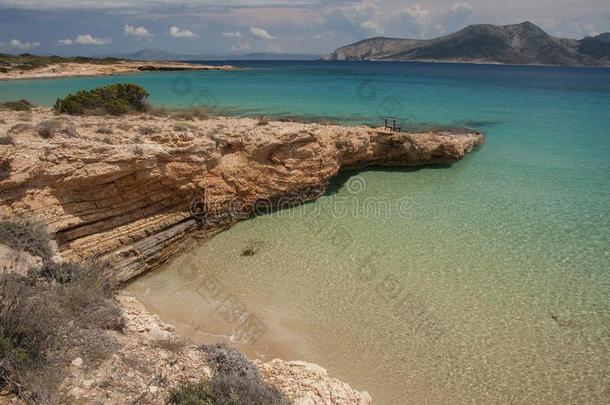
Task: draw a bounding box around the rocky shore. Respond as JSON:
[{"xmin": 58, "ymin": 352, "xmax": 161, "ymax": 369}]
[
  {"xmin": 0, "ymin": 107, "xmax": 483, "ymax": 403},
  {"xmin": 0, "ymin": 108, "xmax": 483, "ymax": 281},
  {"xmin": 0, "ymin": 61, "xmax": 234, "ymax": 81}
]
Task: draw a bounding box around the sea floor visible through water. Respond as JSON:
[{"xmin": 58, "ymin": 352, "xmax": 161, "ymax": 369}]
[{"xmin": 3, "ymin": 61, "xmax": 609, "ymax": 404}]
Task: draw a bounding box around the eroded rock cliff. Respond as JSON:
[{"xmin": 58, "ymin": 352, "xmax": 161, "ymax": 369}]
[{"xmin": 0, "ymin": 108, "xmax": 483, "ymax": 281}]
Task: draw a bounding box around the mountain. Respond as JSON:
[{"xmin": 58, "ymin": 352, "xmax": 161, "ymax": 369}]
[
  {"xmin": 323, "ymin": 22, "xmax": 610, "ymax": 66},
  {"xmin": 101, "ymin": 49, "xmax": 319, "ymax": 61}
]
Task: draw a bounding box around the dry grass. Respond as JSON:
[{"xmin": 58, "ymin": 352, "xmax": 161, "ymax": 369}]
[
  {"xmin": 0, "ymin": 219, "xmax": 124, "ymax": 403},
  {"xmin": 96, "ymin": 126, "xmax": 113, "ymax": 135},
  {"xmin": 151, "ymin": 336, "xmax": 187, "ymax": 353},
  {"xmin": 138, "ymin": 126, "xmax": 157, "ymax": 135},
  {"xmin": 147, "ymin": 106, "xmax": 211, "ymax": 121},
  {"xmin": 17, "ymin": 113, "xmax": 30, "ymax": 122},
  {"xmin": 0, "ymin": 100, "xmax": 34, "ymax": 112},
  {"xmin": 36, "ymin": 119, "xmax": 77, "ymax": 139},
  {"xmin": 0, "ymin": 219, "xmax": 53, "ymax": 263},
  {"xmin": 169, "ymin": 343, "xmax": 289, "ymax": 405},
  {"xmin": 7, "ymin": 124, "xmax": 32, "ymax": 136}
]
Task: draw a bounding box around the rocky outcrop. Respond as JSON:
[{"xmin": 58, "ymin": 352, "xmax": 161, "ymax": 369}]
[
  {"xmin": 0, "ymin": 109, "xmax": 483, "ymax": 281},
  {"xmin": 256, "ymin": 359, "xmax": 372, "ymax": 404}
]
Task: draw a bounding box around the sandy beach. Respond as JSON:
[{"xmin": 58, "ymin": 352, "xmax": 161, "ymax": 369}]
[{"xmin": 0, "ymin": 60, "xmax": 234, "ymax": 81}]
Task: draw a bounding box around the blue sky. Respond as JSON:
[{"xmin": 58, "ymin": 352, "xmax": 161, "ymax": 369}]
[{"xmin": 1, "ymin": 0, "xmax": 609, "ymax": 56}]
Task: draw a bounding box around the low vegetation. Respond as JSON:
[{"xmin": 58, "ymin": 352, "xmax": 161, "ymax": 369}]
[
  {"xmin": 169, "ymin": 343, "xmax": 290, "ymax": 405},
  {"xmin": 0, "ymin": 100, "xmax": 34, "ymax": 112},
  {"xmin": 147, "ymin": 105, "xmax": 211, "ymax": 121},
  {"xmin": 0, "ymin": 133, "xmax": 12, "ymax": 145},
  {"xmin": 36, "ymin": 119, "xmax": 77, "ymax": 139},
  {"xmin": 0, "ymin": 219, "xmax": 123, "ymax": 403},
  {"xmin": 53, "ymin": 83, "xmax": 149, "ymax": 116},
  {"xmin": 0, "ymin": 53, "xmax": 123, "ymax": 74},
  {"xmin": 0, "ymin": 161, "xmax": 9, "ymax": 178},
  {"xmin": 256, "ymin": 116, "xmax": 270, "ymax": 126}
]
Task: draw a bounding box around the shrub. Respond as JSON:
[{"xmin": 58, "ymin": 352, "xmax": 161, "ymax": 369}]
[
  {"xmin": 173, "ymin": 124, "xmax": 196, "ymax": 132},
  {"xmin": 146, "ymin": 105, "xmax": 210, "ymax": 121},
  {"xmin": 0, "ymin": 220, "xmax": 124, "ymax": 401},
  {"xmin": 257, "ymin": 116, "xmax": 270, "ymax": 126},
  {"xmin": 53, "ymin": 84, "xmax": 149, "ymax": 116},
  {"xmin": 36, "ymin": 119, "xmax": 77, "ymax": 139},
  {"xmin": 0, "ymin": 219, "xmax": 52, "ymax": 263},
  {"xmin": 171, "ymin": 107, "xmax": 210, "ymax": 121},
  {"xmin": 7, "ymin": 124, "xmax": 32, "ymax": 136},
  {"xmin": 138, "ymin": 126, "xmax": 157, "ymax": 135},
  {"xmin": 0, "ymin": 268, "xmax": 123, "ymax": 401},
  {"xmin": 0, "ymin": 134, "xmax": 11, "ymax": 145},
  {"xmin": 151, "ymin": 336, "xmax": 187, "ymax": 353},
  {"xmin": 201, "ymin": 343, "xmax": 261, "ymax": 381},
  {"xmin": 0, "ymin": 160, "xmax": 9, "ymax": 178},
  {"xmin": 168, "ymin": 375, "xmax": 290, "ymax": 405},
  {"xmin": 96, "ymin": 126, "xmax": 113, "ymax": 135},
  {"xmin": 168, "ymin": 343, "xmax": 290, "ymax": 404},
  {"xmin": 0, "ymin": 274, "xmax": 62, "ymax": 399},
  {"xmin": 0, "ymin": 100, "xmax": 34, "ymax": 111}
]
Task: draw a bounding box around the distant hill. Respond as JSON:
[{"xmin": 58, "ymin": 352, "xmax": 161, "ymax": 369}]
[
  {"xmin": 323, "ymin": 22, "xmax": 610, "ymax": 66},
  {"xmin": 102, "ymin": 49, "xmax": 320, "ymax": 61}
]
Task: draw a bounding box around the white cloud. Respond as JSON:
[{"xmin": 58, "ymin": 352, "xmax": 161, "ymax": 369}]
[
  {"xmin": 451, "ymin": 2, "xmax": 472, "ymax": 13},
  {"xmin": 360, "ymin": 20, "xmax": 382, "ymax": 34},
  {"xmin": 231, "ymin": 41, "xmax": 252, "ymax": 52},
  {"xmin": 401, "ymin": 4, "xmax": 431, "ymax": 26},
  {"xmin": 250, "ymin": 26, "xmax": 276, "ymax": 40},
  {"xmin": 324, "ymin": 0, "xmax": 382, "ymax": 36},
  {"xmin": 124, "ymin": 24, "xmax": 153, "ymax": 40},
  {"xmin": 9, "ymin": 39, "xmax": 41, "ymax": 50},
  {"xmin": 222, "ymin": 31, "xmax": 242, "ymax": 38},
  {"xmin": 56, "ymin": 34, "xmax": 112, "ymax": 45},
  {"xmin": 168, "ymin": 26, "xmax": 198, "ymax": 38}
]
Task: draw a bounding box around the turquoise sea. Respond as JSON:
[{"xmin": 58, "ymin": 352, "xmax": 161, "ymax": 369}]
[{"xmin": 3, "ymin": 61, "xmax": 609, "ymax": 403}]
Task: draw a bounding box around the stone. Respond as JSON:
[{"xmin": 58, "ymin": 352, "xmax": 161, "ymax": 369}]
[
  {"xmin": 71, "ymin": 357, "xmax": 83, "ymax": 367},
  {"xmin": 82, "ymin": 379, "xmax": 95, "ymax": 389}
]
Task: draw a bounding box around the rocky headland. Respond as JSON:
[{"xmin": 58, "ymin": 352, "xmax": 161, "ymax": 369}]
[
  {"xmin": 0, "ymin": 107, "xmax": 483, "ymax": 403},
  {"xmin": 0, "ymin": 108, "xmax": 483, "ymax": 281}
]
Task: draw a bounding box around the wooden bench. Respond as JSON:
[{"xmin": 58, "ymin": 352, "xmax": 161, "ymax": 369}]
[{"xmin": 383, "ymin": 117, "xmax": 401, "ymax": 132}]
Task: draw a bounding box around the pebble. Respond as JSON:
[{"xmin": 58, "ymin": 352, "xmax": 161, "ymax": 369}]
[
  {"xmin": 149, "ymin": 386, "xmax": 159, "ymax": 394},
  {"xmin": 72, "ymin": 357, "xmax": 83, "ymax": 367}
]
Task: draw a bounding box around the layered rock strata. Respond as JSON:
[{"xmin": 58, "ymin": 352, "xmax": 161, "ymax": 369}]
[{"xmin": 0, "ymin": 108, "xmax": 484, "ymax": 281}]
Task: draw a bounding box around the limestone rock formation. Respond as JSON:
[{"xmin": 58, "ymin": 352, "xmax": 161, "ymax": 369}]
[
  {"xmin": 256, "ymin": 359, "xmax": 372, "ymax": 404},
  {"xmin": 0, "ymin": 109, "xmax": 483, "ymax": 281}
]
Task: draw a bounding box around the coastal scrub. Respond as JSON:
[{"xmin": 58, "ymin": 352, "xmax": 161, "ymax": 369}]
[{"xmin": 53, "ymin": 83, "xmax": 149, "ymax": 116}]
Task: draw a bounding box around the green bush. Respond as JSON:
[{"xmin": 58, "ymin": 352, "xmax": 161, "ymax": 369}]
[{"xmin": 53, "ymin": 84, "xmax": 149, "ymax": 116}]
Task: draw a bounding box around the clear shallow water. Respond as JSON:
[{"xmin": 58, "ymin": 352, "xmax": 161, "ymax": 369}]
[{"xmin": 4, "ymin": 62, "xmax": 609, "ymax": 403}]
